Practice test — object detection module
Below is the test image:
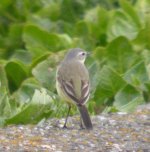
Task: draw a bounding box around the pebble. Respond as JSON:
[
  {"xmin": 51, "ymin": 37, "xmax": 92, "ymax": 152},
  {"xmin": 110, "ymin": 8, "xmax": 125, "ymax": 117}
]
[{"xmin": 0, "ymin": 104, "xmax": 149, "ymax": 151}]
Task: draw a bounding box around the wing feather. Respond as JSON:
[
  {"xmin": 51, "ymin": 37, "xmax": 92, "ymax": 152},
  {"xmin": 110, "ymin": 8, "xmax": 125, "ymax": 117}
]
[
  {"xmin": 62, "ymin": 80, "xmax": 79, "ymax": 104},
  {"xmin": 61, "ymin": 79, "xmax": 90, "ymax": 105},
  {"xmin": 80, "ymin": 80, "xmax": 90, "ymax": 104}
]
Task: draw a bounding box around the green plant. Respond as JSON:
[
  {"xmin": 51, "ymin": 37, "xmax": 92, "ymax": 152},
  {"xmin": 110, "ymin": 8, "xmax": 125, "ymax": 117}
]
[{"xmin": 0, "ymin": 0, "xmax": 150, "ymax": 126}]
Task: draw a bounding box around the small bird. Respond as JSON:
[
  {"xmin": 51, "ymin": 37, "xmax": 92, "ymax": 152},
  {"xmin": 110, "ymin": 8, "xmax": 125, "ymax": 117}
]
[{"xmin": 56, "ymin": 48, "xmax": 93, "ymax": 130}]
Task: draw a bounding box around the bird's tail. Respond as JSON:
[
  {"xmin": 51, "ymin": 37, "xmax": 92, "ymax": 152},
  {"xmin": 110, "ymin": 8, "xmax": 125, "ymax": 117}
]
[{"xmin": 78, "ymin": 105, "xmax": 93, "ymax": 130}]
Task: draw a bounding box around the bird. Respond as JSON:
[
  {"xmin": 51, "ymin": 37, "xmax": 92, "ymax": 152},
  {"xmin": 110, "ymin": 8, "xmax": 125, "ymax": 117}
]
[{"xmin": 56, "ymin": 48, "xmax": 93, "ymax": 130}]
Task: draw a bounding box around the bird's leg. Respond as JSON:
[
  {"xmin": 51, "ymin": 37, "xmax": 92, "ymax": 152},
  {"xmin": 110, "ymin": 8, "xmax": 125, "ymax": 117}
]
[
  {"xmin": 63, "ymin": 105, "xmax": 71, "ymax": 129},
  {"xmin": 80, "ymin": 116, "xmax": 85, "ymax": 129}
]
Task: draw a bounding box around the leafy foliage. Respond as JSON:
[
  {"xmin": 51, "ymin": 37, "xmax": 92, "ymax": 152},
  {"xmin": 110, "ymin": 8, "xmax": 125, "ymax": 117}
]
[{"xmin": 0, "ymin": 0, "xmax": 150, "ymax": 126}]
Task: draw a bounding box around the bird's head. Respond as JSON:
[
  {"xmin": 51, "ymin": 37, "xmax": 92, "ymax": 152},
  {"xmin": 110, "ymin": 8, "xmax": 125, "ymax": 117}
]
[{"xmin": 65, "ymin": 48, "xmax": 90, "ymax": 63}]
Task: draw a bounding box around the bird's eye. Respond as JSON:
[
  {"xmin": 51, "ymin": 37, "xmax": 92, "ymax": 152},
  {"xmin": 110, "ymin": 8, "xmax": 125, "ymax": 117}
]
[{"xmin": 81, "ymin": 52, "xmax": 85, "ymax": 56}]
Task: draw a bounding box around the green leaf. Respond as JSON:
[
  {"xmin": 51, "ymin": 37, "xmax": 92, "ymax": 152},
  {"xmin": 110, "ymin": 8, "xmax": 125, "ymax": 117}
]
[
  {"xmin": 84, "ymin": 6, "xmax": 108, "ymax": 45},
  {"xmin": 12, "ymin": 78, "xmax": 41, "ymax": 104},
  {"xmin": 123, "ymin": 61, "xmax": 149, "ymax": 88},
  {"xmin": 5, "ymin": 88, "xmax": 54, "ymax": 125},
  {"xmin": 7, "ymin": 23, "xmax": 23, "ymax": 48},
  {"xmin": 32, "ymin": 59, "xmax": 56, "ymax": 91},
  {"xmin": 0, "ymin": 87, "xmax": 11, "ymax": 117},
  {"xmin": 60, "ymin": 0, "xmax": 85, "ymax": 22},
  {"xmin": 58, "ymin": 34, "xmax": 72, "ymax": 48},
  {"xmin": 114, "ymin": 84, "xmax": 144, "ymax": 112},
  {"xmin": 106, "ymin": 36, "xmax": 139, "ymax": 73},
  {"xmin": 37, "ymin": 2, "xmax": 61, "ymax": 21},
  {"xmin": 107, "ymin": 10, "xmax": 140, "ymax": 41},
  {"xmin": 11, "ymin": 49, "xmax": 32, "ymax": 64},
  {"xmin": 0, "ymin": 64, "xmax": 8, "ymax": 90},
  {"xmin": 30, "ymin": 52, "xmax": 51, "ymax": 69},
  {"xmin": 133, "ymin": 17, "xmax": 150, "ymax": 50},
  {"xmin": 94, "ymin": 66, "xmax": 126, "ymax": 105},
  {"xmin": 135, "ymin": 0, "xmax": 150, "ymax": 21},
  {"xmin": 88, "ymin": 60, "xmax": 100, "ymax": 97},
  {"xmin": 143, "ymin": 82, "xmax": 150, "ymax": 102},
  {"xmin": 142, "ymin": 49, "xmax": 150, "ymax": 66},
  {"xmin": 5, "ymin": 60, "xmax": 29, "ymax": 92},
  {"xmin": 119, "ymin": 0, "xmax": 141, "ymax": 28},
  {"xmin": 23, "ymin": 25, "xmax": 60, "ymax": 57},
  {"xmin": 31, "ymin": 50, "xmax": 65, "ymax": 69},
  {"xmin": 23, "ymin": 25, "xmax": 72, "ymax": 58},
  {"xmin": 0, "ymin": 0, "xmax": 11, "ymax": 10},
  {"xmin": 93, "ymin": 46, "xmax": 107, "ymax": 64},
  {"xmin": 75, "ymin": 20, "xmax": 89, "ymax": 36}
]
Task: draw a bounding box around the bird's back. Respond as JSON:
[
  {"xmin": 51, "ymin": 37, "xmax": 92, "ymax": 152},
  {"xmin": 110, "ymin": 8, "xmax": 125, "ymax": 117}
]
[{"xmin": 57, "ymin": 60, "xmax": 90, "ymax": 104}]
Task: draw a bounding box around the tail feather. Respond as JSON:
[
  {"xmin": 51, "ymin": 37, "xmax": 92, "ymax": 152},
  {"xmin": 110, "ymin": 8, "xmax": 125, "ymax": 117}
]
[{"xmin": 78, "ymin": 105, "xmax": 93, "ymax": 130}]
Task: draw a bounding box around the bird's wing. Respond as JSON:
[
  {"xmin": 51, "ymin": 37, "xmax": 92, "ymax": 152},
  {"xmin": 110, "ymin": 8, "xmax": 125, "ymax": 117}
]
[
  {"xmin": 80, "ymin": 80, "xmax": 90, "ymax": 104},
  {"xmin": 61, "ymin": 79, "xmax": 90, "ymax": 105},
  {"xmin": 57, "ymin": 62, "xmax": 90, "ymax": 105},
  {"xmin": 62, "ymin": 79, "xmax": 79, "ymax": 104}
]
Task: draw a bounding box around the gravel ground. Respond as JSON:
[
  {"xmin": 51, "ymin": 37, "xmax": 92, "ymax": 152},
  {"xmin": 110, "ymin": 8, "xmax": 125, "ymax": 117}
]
[{"xmin": 0, "ymin": 104, "xmax": 150, "ymax": 152}]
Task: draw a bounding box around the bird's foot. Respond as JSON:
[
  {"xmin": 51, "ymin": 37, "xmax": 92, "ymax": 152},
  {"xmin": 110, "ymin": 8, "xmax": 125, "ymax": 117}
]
[
  {"xmin": 63, "ymin": 124, "xmax": 68, "ymax": 129},
  {"xmin": 80, "ymin": 123, "xmax": 85, "ymax": 130}
]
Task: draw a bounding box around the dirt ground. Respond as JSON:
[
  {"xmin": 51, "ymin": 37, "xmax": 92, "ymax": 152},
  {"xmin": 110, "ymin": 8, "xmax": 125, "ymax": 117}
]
[{"xmin": 0, "ymin": 104, "xmax": 150, "ymax": 152}]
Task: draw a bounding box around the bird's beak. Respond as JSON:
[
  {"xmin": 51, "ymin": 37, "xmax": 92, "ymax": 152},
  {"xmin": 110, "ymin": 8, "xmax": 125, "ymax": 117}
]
[{"xmin": 86, "ymin": 52, "xmax": 91, "ymax": 57}]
